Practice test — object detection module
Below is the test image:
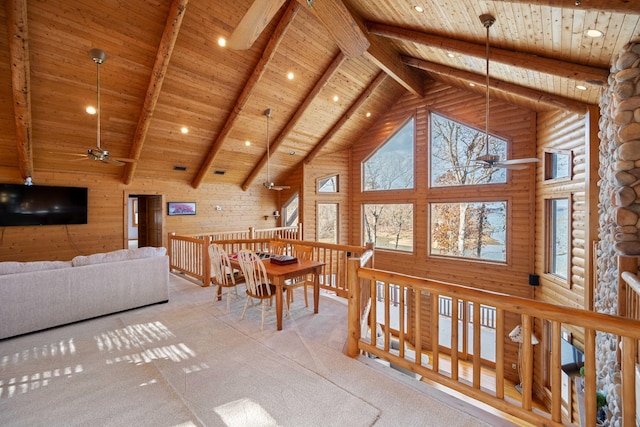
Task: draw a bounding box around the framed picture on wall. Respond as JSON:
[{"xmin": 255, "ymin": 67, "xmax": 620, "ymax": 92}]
[{"xmin": 168, "ymin": 202, "xmax": 196, "ymax": 216}]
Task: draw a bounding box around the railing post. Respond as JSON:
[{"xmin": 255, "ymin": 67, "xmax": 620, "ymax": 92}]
[
  {"xmin": 346, "ymin": 257, "xmax": 361, "ymax": 357},
  {"xmin": 249, "ymin": 227, "xmax": 255, "ymax": 239},
  {"xmin": 203, "ymin": 235, "xmax": 211, "ymax": 287},
  {"xmin": 297, "ymin": 223, "xmax": 303, "ymax": 240}
]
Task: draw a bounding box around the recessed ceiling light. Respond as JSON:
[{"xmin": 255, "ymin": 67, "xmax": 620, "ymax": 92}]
[
  {"xmin": 287, "ymin": 72, "xmax": 294, "ymax": 80},
  {"xmin": 333, "ymin": 95, "xmax": 339, "ymax": 102},
  {"xmin": 289, "ymin": 151, "xmax": 295, "ymax": 155},
  {"xmin": 181, "ymin": 127, "xmax": 188, "ymax": 134},
  {"xmin": 218, "ymin": 37, "xmax": 227, "ymax": 47},
  {"xmin": 576, "ymin": 85, "xmax": 587, "ymax": 91},
  {"xmin": 86, "ymin": 106, "xmax": 96, "ymax": 115},
  {"xmin": 366, "ymin": 112, "xmax": 371, "ymax": 118},
  {"xmin": 414, "ymin": 6, "xmax": 424, "ymax": 13},
  {"xmin": 447, "ymin": 53, "xmax": 456, "ymax": 58},
  {"xmin": 469, "ymin": 83, "xmax": 476, "ymax": 87},
  {"xmin": 245, "ymin": 140, "xmax": 251, "ymax": 146},
  {"xmin": 585, "ymin": 29, "xmax": 603, "ymax": 38}
]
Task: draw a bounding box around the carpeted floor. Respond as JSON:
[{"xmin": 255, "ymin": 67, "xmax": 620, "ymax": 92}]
[{"xmin": 0, "ymin": 273, "xmax": 515, "ymax": 426}]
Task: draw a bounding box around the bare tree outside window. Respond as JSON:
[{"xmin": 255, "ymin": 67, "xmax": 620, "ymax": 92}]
[
  {"xmin": 430, "ymin": 113, "xmax": 506, "ymax": 187},
  {"xmin": 317, "ymin": 203, "xmax": 338, "ymax": 244},
  {"xmin": 430, "ymin": 201, "xmax": 506, "ymax": 262},
  {"xmin": 364, "ymin": 204, "xmax": 413, "ymax": 251},
  {"xmin": 363, "ymin": 118, "xmax": 414, "ymax": 191}
]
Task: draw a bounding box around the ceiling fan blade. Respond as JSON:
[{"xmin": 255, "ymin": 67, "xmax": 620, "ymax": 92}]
[
  {"xmin": 298, "ymin": 0, "xmax": 370, "ymax": 58},
  {"xmin": 494, "ymin": 162, "xmax": 529, "ymax": 170},
  {"xmin": 227, "ymin": 0, "xmax": 287, "ymax": 50},
  {"xmin": 500, "ymin": 157, "xmax": 540, "ymax": 165}
]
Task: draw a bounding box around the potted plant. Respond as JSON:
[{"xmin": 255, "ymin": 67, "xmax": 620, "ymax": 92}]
[{"xmin": 596, "ymin": 391, "xmax": 607, "ymax": 425}]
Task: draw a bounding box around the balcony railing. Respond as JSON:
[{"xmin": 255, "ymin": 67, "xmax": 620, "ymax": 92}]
[{"xmin": 346, "ymin": 255, "xmax": 640, "ymax": 427}]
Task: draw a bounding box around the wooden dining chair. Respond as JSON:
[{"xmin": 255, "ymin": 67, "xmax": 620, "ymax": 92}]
[
  {"xmin": 268, "ymin": 240, "xmax": 285, "ymax": 255},
  {"xmin": 285, "ymin": 244, "xmax": 314, "ymax": 310},
  {"xmin": 208, "ymin": 244, "xmax": 244, "ymax": 313},
  {"xmin": 237, "ymin": 249, "xmax": 283, "ymax": 330}
]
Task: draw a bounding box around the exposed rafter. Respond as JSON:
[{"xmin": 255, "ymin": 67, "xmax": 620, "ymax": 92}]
[
  {"xmin": 304, "ymin": 71, "xmax": 387, "ymax": 164},
  {"xmin": 367, "ymin": 22, "xmax": 608, "ymax": 86},
  {"xmin": 122, "ymin": 0, "xmax": 189, "ymax": 185},
  {"xmin": 403, "ymin": 56, "xmax": 588, "ymax": 113},
  {"xmin": 192, "ymin": 1, "xmax": 300, "ymax": 189},
  {"xmin": 241, "ymin": 51, "xmax": 347, "ymax": 192},
  {"xmin": 6, "ymin": 0, "xmax": 32, "ymax": 180}
]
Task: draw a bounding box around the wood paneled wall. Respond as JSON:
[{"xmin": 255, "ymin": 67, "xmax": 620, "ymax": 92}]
[
  {"xmin": 300, "ymin": 151, "xmax": 350, "ymax": 243},
  {"xmin": 0, "ymin": 171, "xmax": 277, "ymax": 262}
]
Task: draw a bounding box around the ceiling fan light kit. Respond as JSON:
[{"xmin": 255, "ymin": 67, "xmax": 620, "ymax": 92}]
[{"xmin": 474, "ymin": 15, "xmax": 539, "ymax": 171}]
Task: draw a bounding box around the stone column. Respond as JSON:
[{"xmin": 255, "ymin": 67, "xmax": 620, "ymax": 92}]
[{"xmin": 597, "ymin": 40, "xmax": 640, "ymax": 427}]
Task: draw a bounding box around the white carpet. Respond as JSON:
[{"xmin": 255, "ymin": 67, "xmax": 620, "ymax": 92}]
[{"xmin": 0, "ymin": 273, "xmax": 513, "ymax": 426}]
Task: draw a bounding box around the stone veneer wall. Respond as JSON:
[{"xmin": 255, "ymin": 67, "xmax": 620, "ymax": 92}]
[{"xmin": 597, "ymin": 40, "xmax": 640, "ymax": 427}]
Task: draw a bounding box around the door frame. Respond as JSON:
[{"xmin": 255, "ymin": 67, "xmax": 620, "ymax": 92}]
[{"xmin": 123, "ymin": 191, "xmax": 166, "ymax": 248}]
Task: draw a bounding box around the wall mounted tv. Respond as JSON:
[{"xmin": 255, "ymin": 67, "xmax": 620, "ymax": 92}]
[{"xmin": 0, "ymin": 184, "xmax": 88, "ymax": 226}]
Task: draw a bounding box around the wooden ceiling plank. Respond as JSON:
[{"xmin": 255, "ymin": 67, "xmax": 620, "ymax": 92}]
[
  {"xmin": 241, "ymin": 51, "xmax": 347, "ymax": 191},
  {"xmin": 491, "ymin": 0, "xmax": 639, "ymax": 15},
  {"xmin": 403, "ymin": 56, "xmax": 588, "ymax": 114},
  {"xmin": 122, "ymin": 0, "xmax": 189, "ymax": 185},
  {"xmin": 191, "ymin": 1, "xmax": 300, "ymax": 189},
  {"xmin": 367, "ymin": 22, "xmax": 609, "ymax": 86},
  {"xmin": 6, "ymin": 0, "xmax": 33, "ymax": 180},
  {"xmin": 304, "ymin": 71, "xmax": 387, "ymax": 164}
]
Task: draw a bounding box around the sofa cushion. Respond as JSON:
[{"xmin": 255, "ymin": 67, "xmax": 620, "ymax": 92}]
[
  {"xmin": 0, "ymin": 260, "xmax": 72, "ymax": 276},
  {"xmin": 72, "ymin": 246, "xmax": 167, "ymax": 267}
]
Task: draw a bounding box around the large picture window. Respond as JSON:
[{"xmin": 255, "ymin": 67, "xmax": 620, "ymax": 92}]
[
  {"xmin": 430, "ymin": 201, "xmax": 507, "ymax": 262},
  {"xmin": 363, "ymin": 117, "xmax": 414, "ymax": 191},
  {"xmin": 430, "ymin": 113, "xmax": 507, "ymax": 187},
  {"xmin": 363, "ymin": 203, "xmax": 413, "ymax": 252}
]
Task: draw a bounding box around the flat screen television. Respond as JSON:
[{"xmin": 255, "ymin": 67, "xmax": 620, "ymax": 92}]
[
  {"xmin": 561, "ymin": 337, "xmax": 584, "ymax": 374},
  {"xmin": 0, "ymin": 184, "xmax": 88, "ymax": 226}
]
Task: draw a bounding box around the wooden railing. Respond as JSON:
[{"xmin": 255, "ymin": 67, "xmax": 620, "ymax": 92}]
[
  {"xmin": 346, "ymin": 257, "xmax": 640, "ymax": 427},
  {"xmin": 210, "ymin": 238, "xmax": 374, "ymax": 297},
  {"xmin": 167, "ymin": 226, "xmax": 373, "ymax": 297},
  {"xmin": 168, "ymin": 225, "xmax": 300, "ymax": 285}
]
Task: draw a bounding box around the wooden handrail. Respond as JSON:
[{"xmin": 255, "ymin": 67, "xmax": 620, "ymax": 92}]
[{"xmin": 346, "ymin": 259, "xmax": 640, "ymax": 427}]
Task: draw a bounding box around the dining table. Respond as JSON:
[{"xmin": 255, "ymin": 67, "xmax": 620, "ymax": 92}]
[{"xmin": 229, "ymin": 254, "xmax": 325, "ymax": 330}]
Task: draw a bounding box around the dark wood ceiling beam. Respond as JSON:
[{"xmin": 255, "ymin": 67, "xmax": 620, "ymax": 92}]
[
  {"xmin": 403, "ymin": 56, "xmax": 588, "ymax": 113},
  {"xmin": 241, "ymin": 51, "xmax": 347, "ymax": 192},
  {"xmin": 367, "ymin": 22, "xmax": 608, "ymax": 86},
  {"xmin": 122, "ymin": 0, "xmax": 189, "ymax": 185},
  {"xmin": 492, "ymin": 0, "xmax": 638, "ymax": 14},
  {"xmin": 304, "ymin": 71, "xmax": 387, "ymax": 164},
  {"xmin": 192, "ymin": 1, "xmax": 300, "ymax": 189},
  {"xmin": 6, "ymin": 0, "xmax": 33, "ymax": 180}
]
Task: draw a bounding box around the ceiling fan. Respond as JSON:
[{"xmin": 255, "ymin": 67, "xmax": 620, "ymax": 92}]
[
  {"xmin": 263, "ymin": 108, "xmax": 290, "ymax": 191},
  {"xmin": 226, "ymin": 0, "xmax": 369, "ymax": 57},
  {"xmin": 474, "ymin": 15, "xmax": 539, "ymax": 171},
  {"xmin": 67, "ymin": 49, "xmax": 135, "ymax": 166}
]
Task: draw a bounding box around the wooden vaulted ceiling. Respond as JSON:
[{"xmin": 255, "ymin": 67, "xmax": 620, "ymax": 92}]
[{"xmin": 1, "ymin": 0, "xmax": 638, "ymax": 189}]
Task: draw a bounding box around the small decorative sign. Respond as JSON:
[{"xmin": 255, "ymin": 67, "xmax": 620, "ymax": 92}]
[{"xmin": 168, "ymin": 202, "xmax": 196, "ymax": 216}]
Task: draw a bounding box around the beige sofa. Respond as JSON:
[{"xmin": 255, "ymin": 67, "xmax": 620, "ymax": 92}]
[{"xmin": 0, "ymin": 247, "xmax": 169, "ymax": 340}]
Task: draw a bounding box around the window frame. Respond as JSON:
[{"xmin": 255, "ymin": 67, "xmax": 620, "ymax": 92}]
[
  {"xmin": 362, "ymin": 115, "xmax": 416, "ymax": 192},
  {"xmin": 428, "ymin": 199, "xmax": 509, "ymax": 264},
  {"xmin": 362, "ymin": 202, "xmax": 414, "ymax": 253},
  {"xmin": 545, "ymin": 197, "xmax": 571, "ymax": 283},
  {"xmin": 317, "ymin": 174, "xmax": 339, "ymax": 193},
  {"xmin": 543, "ymin": 149, "xmax": 573, "ymax": 182}
]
